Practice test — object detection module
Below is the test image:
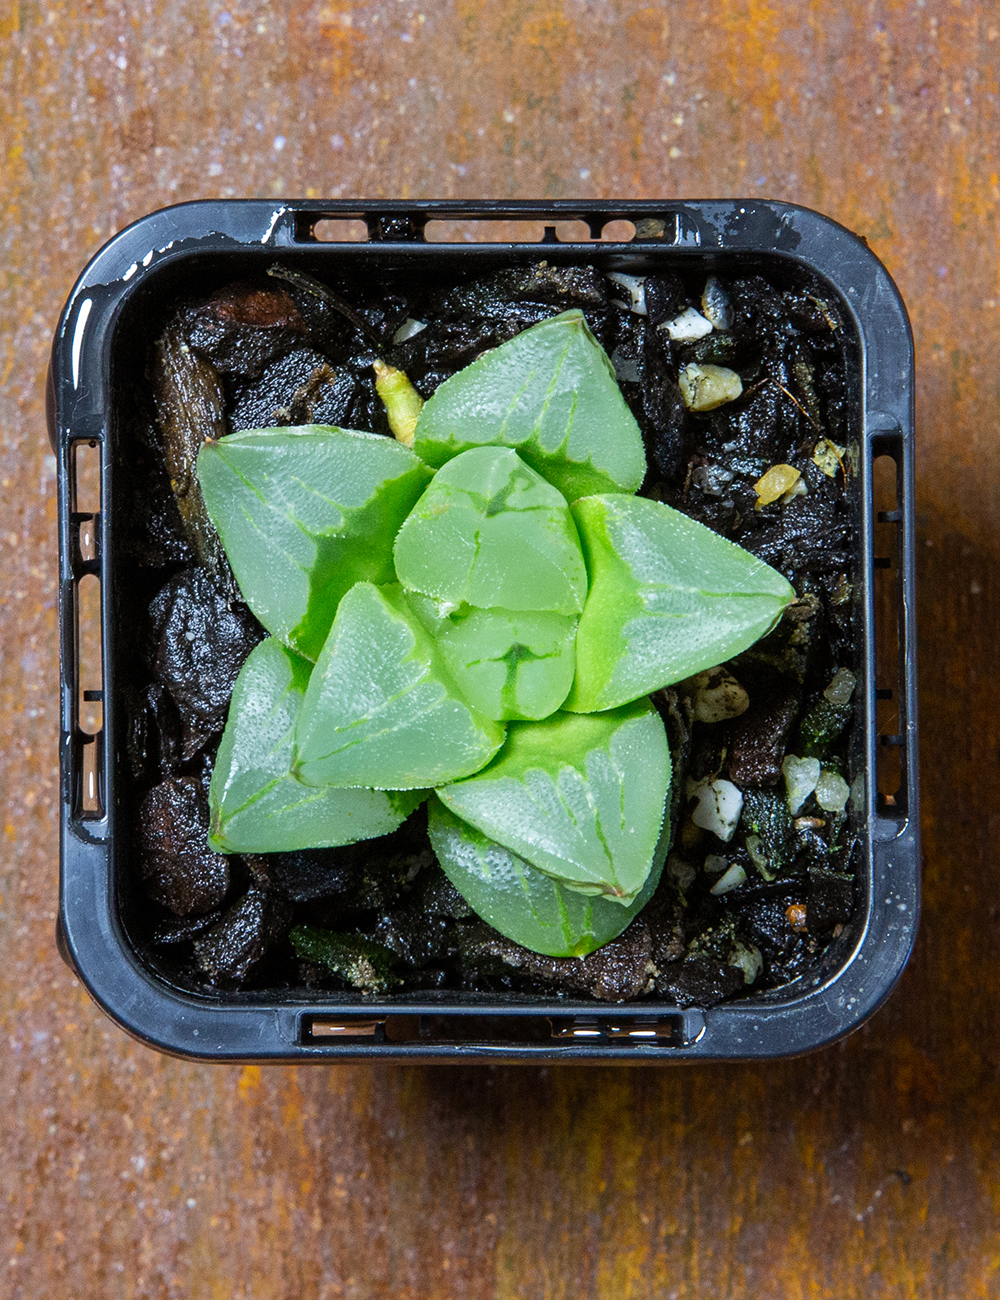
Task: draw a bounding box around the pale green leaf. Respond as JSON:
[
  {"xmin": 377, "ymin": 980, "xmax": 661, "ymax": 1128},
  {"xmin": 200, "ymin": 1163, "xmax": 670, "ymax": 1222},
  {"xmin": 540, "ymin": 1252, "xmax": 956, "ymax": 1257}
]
[
  {"xmin": 295, "ymin": 582, "xmax": 505, "ymax": 790},
  {"xmin": 436, "ymin": 701, "xmax": 670, "ymax": 904},
  {"xmin": 427, "ymin": 797, "xmax": 667, "ymax": 957},
  {"xmin": 197, "ymin": 425, "xmax": 432, "ymax": 661},
  {"xmin": 209, "ymin": 638, "xmax": 412, "ymax": 854},
  {"xmin": 566, "ymin": 494, "xmax": 795, "ymax": 712},
  {"xmin": 393, "ymin": 446, "xmax": 587, "ymax": 614},
  {"xmin": 436, "ymin": 607, "xmax": 577, "ymax": 721},
  {"xmin": 412, "ymin": 311, "xmax": 646, "ymax": 501}
]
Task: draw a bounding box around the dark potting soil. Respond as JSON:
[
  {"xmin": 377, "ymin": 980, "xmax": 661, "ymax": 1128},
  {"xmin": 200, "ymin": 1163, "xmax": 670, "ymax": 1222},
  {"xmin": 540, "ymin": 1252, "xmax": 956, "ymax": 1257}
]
[{"xmin": 122, "ymin": 258, "xmax": 859, "ymax": 1006}]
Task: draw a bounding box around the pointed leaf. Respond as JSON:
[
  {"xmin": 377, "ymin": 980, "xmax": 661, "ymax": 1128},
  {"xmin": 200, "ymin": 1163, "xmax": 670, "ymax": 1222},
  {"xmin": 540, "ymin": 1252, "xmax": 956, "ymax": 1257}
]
[
  {"xmin": 412, "ymin": 311, "xmax": 646, "ymax": 501},
  {"xmin": 209, "ymin": 638, "xmax": 413, "ymax": 854},
  {"xmin": 427, "ymin": 797, "xmax": 667, "ymax": 957},
  {"xmin": 393, "ymin": 446, "xmax": 586, "ymax": 615},
  {"xmin": 436, "ymin": 607, "xmax": 577, "ymax": 721},
  {"xmin": 295, "ymin": 582, "xmax": 505, "ymax": 790},
  {"xmin": 197, "ymin": 425, "xmax": 432, "ymax": 660},
  {"xmin": 436, "ymin": 702, "xmax": 670, "ymax": 904},
  {"xmin": 566, "ymin": 494, "xmax": 795, "ymax": 712}
]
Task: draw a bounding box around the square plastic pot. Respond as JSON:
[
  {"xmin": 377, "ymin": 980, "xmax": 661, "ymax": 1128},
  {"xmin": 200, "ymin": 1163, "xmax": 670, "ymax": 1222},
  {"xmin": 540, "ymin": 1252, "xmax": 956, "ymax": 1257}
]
[{"xmin": 50, "ymin": 199, "xmax": 919, "ymax": 1062}]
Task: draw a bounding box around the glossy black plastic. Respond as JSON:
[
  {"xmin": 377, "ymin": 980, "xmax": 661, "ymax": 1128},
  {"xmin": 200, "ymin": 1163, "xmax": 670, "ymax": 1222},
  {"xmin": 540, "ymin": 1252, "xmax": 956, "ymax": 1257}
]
[{"xmin": 51, "ymin": 200, "xmax": 919, "ymax": 1062}]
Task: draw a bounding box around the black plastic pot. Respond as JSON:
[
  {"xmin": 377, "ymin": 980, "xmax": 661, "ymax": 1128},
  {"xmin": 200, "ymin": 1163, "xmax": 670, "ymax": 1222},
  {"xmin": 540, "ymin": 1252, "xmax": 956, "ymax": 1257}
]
[{"xmin": 51, "ymin": 200, "xmax": 918, "ymax": 1062}]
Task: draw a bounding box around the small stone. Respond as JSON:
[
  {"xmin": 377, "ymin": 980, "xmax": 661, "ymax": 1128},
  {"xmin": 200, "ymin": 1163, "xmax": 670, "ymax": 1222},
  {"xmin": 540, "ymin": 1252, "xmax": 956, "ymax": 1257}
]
[
  {"xmin": 812, "ymin": 438, "xmax": 847, "ymax": 478},
  {"xmin": 690, "ymin": 463, "xmax": 735, "ymax": 497},
  {"xmin": 782, "ymin": 754, "xmax": 822, "ymax": 814},
  {"xmin": 678, "ymin": 362, "xmax": 743, "ymax": 411},
  {"xmin": 700, "ymin": 276, "xmax": 733, "ymax": 331},
  {"xmin": 687, "ymin": 778, "xmax": 744, "ymax": 842},
  {"xmin": 728, "ymin": 940, "xmax": 763, "ymax": 985},
  {"xmin": 824, "ymin": 667, "xmax": 857, "ymax": 706},
  {"xmin": 815, "ymin": 769, "xmax": 850, "ymax": 812},
  {"xmin": 754, "ymin": 464, "xmax": 804, "ymax": 511},
  {"xmin": 392, "ymin": 317, "xmax": 428, "ymax": 344},
  {"xmin": 606, "ymin": 272, "xmax": 648, "ymax": 315},
  {"xmin": 684, "ymin": 666, "xmax": 749, "ymax": 724},
  {"xmin": 662, "ymin": 306, "xmax": 713, "ymax": 341},
  {"xmin": 710, "ymin": 863, "xmax": 747, "ymax": 895}
]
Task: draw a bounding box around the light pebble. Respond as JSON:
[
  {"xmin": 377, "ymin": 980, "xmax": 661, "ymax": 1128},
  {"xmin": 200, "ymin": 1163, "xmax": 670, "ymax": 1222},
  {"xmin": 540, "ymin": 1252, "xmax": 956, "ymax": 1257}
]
[
  {"xmin": 688, "ymin": 777, "xmax": 744, "ymax": 842},
  {"xmin": 710, "ymin": 863, "xmax": 747, "ymax": 895},
  {"xmin": 815, "ymin": 769, "xmax": 850, "ymax": 813},
  {"xmin": 607, "ymin": 272, "xmax": 647, "ymax": 315},
  {"xmin": 684, "ymin": 666, "xmax": 749, "ymax": 724},
  {"xmin": 701, "ymin": 276, "xmax": 733, "ymax": 331},
  {"xmin": 662, "ymin": 306, "xmax": 713, "ymax": 341},
  {"xmin": 782, "ymin": 754, "xmax": 821, "ymax": 815},
  {"xmin": 679, "ymin": 363, "xmax": 743, "ymax": 412},
  {"xmin": 754, "ymin": 463, "xmax": 803, "ymax": 510},
  {"xmin": 728, "ymin": 940, "xmax": 763, "ymax": 984},
  {"xmin": 824, "ymin": 667, "xmax": 857, "ymax": 706},
  {"xmin": 392, "ymin": 317, "xmax": 427, "ymax": 344}
]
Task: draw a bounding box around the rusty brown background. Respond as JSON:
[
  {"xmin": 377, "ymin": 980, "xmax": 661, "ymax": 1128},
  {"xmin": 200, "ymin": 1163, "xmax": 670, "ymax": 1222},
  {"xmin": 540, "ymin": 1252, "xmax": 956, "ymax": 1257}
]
[{"xmin": 2, "ymin": 1, "xmax": 998, "ymax": 1296}]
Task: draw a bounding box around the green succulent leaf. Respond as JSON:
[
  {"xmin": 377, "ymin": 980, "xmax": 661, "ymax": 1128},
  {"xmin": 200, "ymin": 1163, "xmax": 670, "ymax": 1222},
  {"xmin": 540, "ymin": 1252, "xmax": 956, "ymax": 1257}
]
[
  {"xmin": 294, "ymin": 581, "xmax": 505, "ymax": 790},
  {"xmin": 412, "ymin": 311, "xmax": 646, "ymax": 502},
  {"xmin": 393, "ymin": 446, "xmax": 587, "ymax": 615},
  {"xmin": 197, "ymin": 425, "xmax": 432, "ymax": 661},
  {"xmin": 436, "ymin": 700, "xmax": 670, "ymax": 904},
  {"xmin": 436, "ymin": 607, "xmax": 577, "ymax": 721},
  {"xmin": 566, "ymin": 494, "xmax": 796, "ymax": 713},
  {"xmin": 427, "ymin": 796, "xmax": 667, "ymax": 957},
  {"xmin": 209, "ymin": 637, "xmax": 414, "ymax": 854}
]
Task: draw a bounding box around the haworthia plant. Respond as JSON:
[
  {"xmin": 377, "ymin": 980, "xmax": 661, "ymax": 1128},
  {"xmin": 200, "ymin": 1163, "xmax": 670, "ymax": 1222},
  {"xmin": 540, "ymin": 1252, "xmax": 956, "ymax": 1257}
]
[{"xmin": 198, "ymin": 309, "xmax": 793, "ymax": 955}]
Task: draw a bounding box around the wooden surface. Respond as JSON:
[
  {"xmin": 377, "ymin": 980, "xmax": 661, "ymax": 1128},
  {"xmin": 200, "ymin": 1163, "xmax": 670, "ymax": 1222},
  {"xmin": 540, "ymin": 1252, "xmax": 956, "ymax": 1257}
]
[{"xmin": 2, "ymin": 2, "xmax": 998, "ymax": 1296}]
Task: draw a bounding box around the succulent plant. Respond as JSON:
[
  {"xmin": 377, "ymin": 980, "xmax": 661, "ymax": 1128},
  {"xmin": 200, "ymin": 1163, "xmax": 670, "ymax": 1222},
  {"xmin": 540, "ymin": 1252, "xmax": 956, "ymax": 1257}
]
[{"xmin": 196, "ymin": 310, "xmax": 793, "ymax": 958}]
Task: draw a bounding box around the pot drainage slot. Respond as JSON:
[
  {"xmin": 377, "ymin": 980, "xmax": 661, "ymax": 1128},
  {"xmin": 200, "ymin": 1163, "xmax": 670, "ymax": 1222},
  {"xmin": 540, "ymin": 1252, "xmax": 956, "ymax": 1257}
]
[
  {"xmin": 311, "ymin": 217, "xmax": 369, "ymax": 243},
  {"xmin": 302, "ymin": 1012, "xmax": 704, "ymax": 1047},
  {"xmin": 420, "ymin": 217, "xmax": 643, "ymax": 244},
  {"xmin": 295, "ymin": 209, "xmax": 691, "ymax": 246},
  {"xmin": 71, "ymin": 439, "xmax": 104, "ymax": 818},
  {"xmin": 549, "ymin": 1014, "xmax": 701, "ymax": 1045},
  {"xmin": 302, "ymin": 1015, "xmax": 551, "ymax": 1044},
  {"xmin": 423, "ymin": 219, "xmax": 553, "ymax": 244},
  {"xmin": 304, "ymin": 1017, "xmax": 385, "ymax": 1041},
  {"xmin": 871, "ymin": 434, "xmax": 907, "ymax": 815}
]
